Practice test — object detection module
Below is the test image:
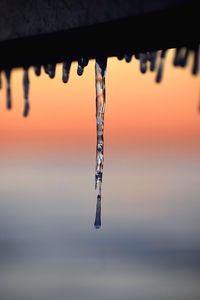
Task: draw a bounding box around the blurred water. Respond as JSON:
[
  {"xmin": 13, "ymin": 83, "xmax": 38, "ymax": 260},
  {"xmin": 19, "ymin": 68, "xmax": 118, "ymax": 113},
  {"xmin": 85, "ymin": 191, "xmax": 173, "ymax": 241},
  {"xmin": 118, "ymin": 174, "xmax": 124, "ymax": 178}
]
[{"xmin": 0, "ymin": 152, "xmax": 200, "ymax": 300}]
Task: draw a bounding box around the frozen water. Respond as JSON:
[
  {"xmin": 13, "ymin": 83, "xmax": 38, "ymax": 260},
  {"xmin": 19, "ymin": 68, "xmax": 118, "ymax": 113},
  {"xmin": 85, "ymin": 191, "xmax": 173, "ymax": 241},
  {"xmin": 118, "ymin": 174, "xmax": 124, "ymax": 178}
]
[
  {"xmin": 23, "ymin": 69, "xmax": 30, "ymax": 117},
  {"xmin": 94, "ymin": 57, "xmax": 107, "ymax": 229}
]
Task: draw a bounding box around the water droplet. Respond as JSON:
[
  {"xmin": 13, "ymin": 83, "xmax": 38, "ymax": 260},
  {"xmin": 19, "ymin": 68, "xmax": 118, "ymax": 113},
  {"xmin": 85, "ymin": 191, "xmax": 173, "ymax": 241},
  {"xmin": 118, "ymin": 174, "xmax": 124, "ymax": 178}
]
[
  {"xmin": 5, "ymin": 69, "xmax": 12, "ymax": 110},
  {"xmin": 62, "ymin": 60, "xmax": 72, "ymax": 83},
  {"xmin": 23, "ymin": 69, "xmax": 30, "ymax": 117},
  {"xmin": 34, "ymin": 65, "xmax": 41, "ymax": 76},
  {"xmin": 94, "ymin": 57, "xmax": 107, "ymax": 229}
]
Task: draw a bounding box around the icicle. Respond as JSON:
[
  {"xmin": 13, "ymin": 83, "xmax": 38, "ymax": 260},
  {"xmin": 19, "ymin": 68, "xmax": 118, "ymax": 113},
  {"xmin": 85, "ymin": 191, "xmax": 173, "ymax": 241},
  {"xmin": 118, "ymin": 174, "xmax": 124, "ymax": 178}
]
[
  {"xmin": 43, "ymin": 64, "xmax": 49, "ymax": 74},
  {"xmin": 23, "ymin": 69, "xmax": 30, "ymax": 117},
  {"xmin": 117, "ymin": 54, "xmax": 124, "ymax": 60},
  {"xmin": 139, "ymin": 53, "xmax": 147, "ymax": 74},
  {"xmin": 179, "ymin": 48, "xmax": 190, "ymax": 68},
  {"xmin": 77, "ymin": 64, "xmax": 84, "ymax": 76},
  {"xmin": 77, "ymin": 57, "xmax": 88, "ymax": 76},
  {"xmin": 34, "ymin": 65, "xmax": 41, "ymax": 76},
  {"xmin": 94, "ymin": 57, "xmax": 107, "ymax": 229},
  {"xmin": 79, "ymin": 57, "xmax": 89, "ymax": 67},
  {"xmin": 94, "ymin": 195, "xmax": 101, "ymax": 229},
  {"xmin": 0, "ymin": 70, "xmax": 2, "ymax": 90},
  {"xmin": 48, "ymin": 63, "xmax": 56, "ymax": 79},
  {"xmin": 125, "ymin": 54, "xmax": 132, "ymax": 63},
  {"xmin": 192, "ymin": 46, "xmax": 199, "ymax": 75},
  {"xmin": 62, "ymin": 60, "xmax": 72, "ymax": 83},
  {"xmin": 156, "ymin": 50, "xmax": 167, "ymax": 83},
  {"xmin": 5, "ymin": 69, "xmax": 12, "ymax": 110},
  {"xmin": 149, "ymin": 51, "xmax": 157, "ymax": 71},
  {"xmin": 135, "ymin": 53, "xmax": 140, "ymax": 60},
  {"xmin": 173, "ymin": 48, "xmax": 181, "ymax": 66}
]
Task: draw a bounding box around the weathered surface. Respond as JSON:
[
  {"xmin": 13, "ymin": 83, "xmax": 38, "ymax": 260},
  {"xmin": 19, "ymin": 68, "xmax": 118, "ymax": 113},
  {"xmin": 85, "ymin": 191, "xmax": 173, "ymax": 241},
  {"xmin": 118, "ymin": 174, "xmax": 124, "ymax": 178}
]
[
  {"xmin": 0, "ymin": 0, "xmax": 191, "ymax": 41},
  {"xmin": 0, "ymin": 0, "xmax": 199, "ymax": 69}
]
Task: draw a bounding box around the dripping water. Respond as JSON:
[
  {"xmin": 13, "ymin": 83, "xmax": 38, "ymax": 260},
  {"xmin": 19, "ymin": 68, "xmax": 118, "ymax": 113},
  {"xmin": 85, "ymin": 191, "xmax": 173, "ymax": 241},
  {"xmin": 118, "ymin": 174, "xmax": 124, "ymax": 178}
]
[
  {"xmin": 23, "ymin": 69, "xmax": 30, "ymax": 117},
  {"xmin": 62, "ymin": 60, "xmax": 72, "ymax": 83},
  {"xmin": 5, "ymin": 69, "xmax": 12, "ymax": 110},
  {"xmin": 94, "ymin": 57, "xmax": 107, "ymax": 229}
]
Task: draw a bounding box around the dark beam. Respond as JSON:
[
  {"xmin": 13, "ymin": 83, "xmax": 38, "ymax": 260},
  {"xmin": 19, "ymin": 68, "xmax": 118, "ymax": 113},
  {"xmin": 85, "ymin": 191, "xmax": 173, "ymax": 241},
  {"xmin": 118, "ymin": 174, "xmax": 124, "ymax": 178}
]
[{"xmin": 0, "ymin": 0, "xmax": 199, "ymax": 69}]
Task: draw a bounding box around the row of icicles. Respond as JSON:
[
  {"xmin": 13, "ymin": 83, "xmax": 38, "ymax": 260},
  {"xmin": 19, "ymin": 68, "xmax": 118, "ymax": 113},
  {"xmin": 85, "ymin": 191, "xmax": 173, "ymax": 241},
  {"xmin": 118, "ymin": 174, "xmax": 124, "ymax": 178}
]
[{"xmin": 0, "ymin": 46, "xmax": 199, "ymax": 228}]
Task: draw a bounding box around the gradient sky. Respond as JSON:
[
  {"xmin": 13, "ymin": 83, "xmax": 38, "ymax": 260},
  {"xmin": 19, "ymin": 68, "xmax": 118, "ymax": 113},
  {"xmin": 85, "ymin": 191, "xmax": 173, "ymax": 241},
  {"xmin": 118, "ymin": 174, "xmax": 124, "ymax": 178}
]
[{"xmin": 0, "ymin": 49, "xmax": 200, "ymax": 155}]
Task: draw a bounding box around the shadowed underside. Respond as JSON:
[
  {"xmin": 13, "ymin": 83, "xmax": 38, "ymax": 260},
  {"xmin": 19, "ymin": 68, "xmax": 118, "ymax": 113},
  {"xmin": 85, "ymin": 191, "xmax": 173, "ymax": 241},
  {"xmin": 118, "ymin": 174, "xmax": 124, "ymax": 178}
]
[{"xmin": 0, "ymin": 0, "xmax": 199, "ymax": 69}]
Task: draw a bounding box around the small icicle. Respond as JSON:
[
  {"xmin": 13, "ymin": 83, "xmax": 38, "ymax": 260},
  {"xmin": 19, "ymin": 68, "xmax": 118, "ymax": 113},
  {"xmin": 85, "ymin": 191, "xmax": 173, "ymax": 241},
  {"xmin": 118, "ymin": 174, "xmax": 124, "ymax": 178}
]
[
  {"xmin": 125, "ymin": 54, "xmax": 132, "ymax": 63},
  {"xmin": 80, "ymin": 57, "xmax": 89, "ymax": 67},
  {"xmin": 94, "ymin": 57, "xmax": 107, "ymax": 229},
  {"xmin": 77, "ymin": 64, "xmax": 84, "ymax": 76},
  {"xmin": 179, "ymin": 48, "xmax": 190, "ymax": 68},
  {"xmin": 34, "ymin": 65, "xmax": 41, "ymax": 76},
  {"xmin": 192, "ymin": 46, "xmax": 199, "ymax": 75},
  {"xmin": 77, "ymin": 58, "xmax": 88, "ymax": 76},
  {"xmin": 149, "ymin": 51, "xmax": 157, "ymax": 71},
  {"xmin": 62, "ymin": 60, "xmax": 72, "ymax": 83},
  {"xmin": 173, "ymin": 48, "xmax": 182, "ymax": 66},
  {"xmin": 5, "ymin": 69, "xmax": 12, "ymax": 110},
  {"xmin": 23, "ymin": 69, "xmax": 30, "ymax": 117},
  {"xmin": 117, "ymin": 54, "xmax": 124, "ymax": 60},
  {"xmin": 48, "ymin": 63, "xmax": 56, "ymax": 79},
  {"xmin": 43, "ymin": 64, "xmax": 49, "ymax": 74},
  {"xmin": 139, "ymin": 53, "xmax": 147, "ymax": 74},
  {"xmin": 0, "ymin": 70, "xmax": 2, "ymax": 89},
  {"xmin": 156, "ymin": 50, "xmax": 167, "ymax": 83}
]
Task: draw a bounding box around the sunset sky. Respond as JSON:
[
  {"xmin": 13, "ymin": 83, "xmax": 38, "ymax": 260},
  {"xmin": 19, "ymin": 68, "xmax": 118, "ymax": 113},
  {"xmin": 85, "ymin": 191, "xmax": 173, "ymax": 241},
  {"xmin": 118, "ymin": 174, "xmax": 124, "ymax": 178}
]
[
  {"xmin": 1, "ymin": 49, "xmax": 200, "ymax": 300},
  {"xmin": 0, "ymin": 49, "xmax": 200, "ymax": 155}
]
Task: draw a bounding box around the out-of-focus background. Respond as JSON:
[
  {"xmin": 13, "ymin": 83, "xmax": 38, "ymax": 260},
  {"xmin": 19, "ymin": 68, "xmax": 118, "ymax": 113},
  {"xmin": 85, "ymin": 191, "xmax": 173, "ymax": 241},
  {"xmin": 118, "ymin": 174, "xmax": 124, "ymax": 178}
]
[{"xmin": 0, "ymin": 50, "xmax": 200, "ymax": 300}]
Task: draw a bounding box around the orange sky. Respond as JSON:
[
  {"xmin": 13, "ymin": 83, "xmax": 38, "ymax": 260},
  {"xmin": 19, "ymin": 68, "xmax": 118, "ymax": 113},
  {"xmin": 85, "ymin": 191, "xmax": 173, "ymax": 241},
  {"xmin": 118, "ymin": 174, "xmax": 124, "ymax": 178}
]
[{"xmin": 0, "ymin": 50, "xmax": 200, "ymax": 154}]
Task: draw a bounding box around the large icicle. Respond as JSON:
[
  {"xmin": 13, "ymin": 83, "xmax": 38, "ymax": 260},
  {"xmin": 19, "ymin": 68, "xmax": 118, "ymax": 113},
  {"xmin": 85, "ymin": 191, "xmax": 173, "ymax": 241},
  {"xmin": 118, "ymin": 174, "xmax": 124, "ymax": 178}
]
[{"xmin": 94, "ymin": 57, "xmax": 107, "ymax": 229}]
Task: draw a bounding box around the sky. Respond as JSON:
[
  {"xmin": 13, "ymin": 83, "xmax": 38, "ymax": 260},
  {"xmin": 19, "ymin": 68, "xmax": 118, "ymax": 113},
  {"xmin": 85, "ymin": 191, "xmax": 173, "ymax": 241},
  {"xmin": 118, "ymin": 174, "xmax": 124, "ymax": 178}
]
[
  {"xmin": 0, "ymin": 49, "xmax": 200, "ymax": 300},
  {"xmin": 0, "ymin": 49, "xmax": 200, "ymax": 157}
]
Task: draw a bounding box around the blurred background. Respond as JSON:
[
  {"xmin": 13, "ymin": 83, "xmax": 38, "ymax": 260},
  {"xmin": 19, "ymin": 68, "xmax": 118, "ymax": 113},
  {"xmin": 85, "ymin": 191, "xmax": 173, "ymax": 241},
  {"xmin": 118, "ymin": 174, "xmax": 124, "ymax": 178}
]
[{"xmin": 0, "ymin": 50, "xmax": 200, "ymax": 300}]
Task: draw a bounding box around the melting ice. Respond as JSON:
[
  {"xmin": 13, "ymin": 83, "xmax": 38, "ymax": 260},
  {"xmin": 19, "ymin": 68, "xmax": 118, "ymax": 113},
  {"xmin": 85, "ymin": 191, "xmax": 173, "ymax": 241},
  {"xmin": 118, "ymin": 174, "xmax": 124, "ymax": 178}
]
[
  {"xmin": 23, "ymin": 69, "xmax": 30, "ymax": 117},
  {"xmin": 0, "ymin": 46, "xmax": 200, "ymax": 228},
  {"xmin": 94, "ymin": 57, "xmax": 107, "ymax": 229}
]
